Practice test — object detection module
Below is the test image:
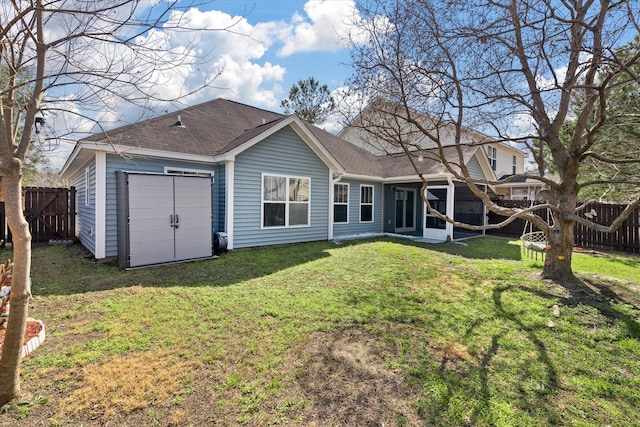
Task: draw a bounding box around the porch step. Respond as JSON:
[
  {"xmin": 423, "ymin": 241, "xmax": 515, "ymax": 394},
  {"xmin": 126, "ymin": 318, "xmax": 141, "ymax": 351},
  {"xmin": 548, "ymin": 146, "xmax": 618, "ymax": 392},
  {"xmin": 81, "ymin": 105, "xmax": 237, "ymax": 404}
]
[{"xmin": 412, "ymin": 237, "xmax": 446, "ymax": 244}]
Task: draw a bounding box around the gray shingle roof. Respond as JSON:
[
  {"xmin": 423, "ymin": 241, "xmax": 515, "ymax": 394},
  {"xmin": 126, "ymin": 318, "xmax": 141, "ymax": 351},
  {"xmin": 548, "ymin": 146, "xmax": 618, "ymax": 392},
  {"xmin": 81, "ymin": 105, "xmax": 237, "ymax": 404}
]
[
  {"xmin": 83, "ymin": 99, "xmax": 285, "ymax": 157},
  {"xmin": 75, "ymin": 98, "xmax": 480, "ymax": 179},
  {"xmin": 301, "ymin": 122, "xmax": 383, "ymax": 177},
  {"xmin": 376, "ymin": 145, "xmax": 480, "ymax": 178}
]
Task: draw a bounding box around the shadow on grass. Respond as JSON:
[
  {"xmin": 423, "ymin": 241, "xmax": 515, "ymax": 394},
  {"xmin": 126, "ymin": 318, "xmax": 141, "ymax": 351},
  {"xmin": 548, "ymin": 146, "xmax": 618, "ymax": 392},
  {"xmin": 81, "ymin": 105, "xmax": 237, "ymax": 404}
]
[
  {"xmin": 400, "ymin": 235, "xmax": 525, "ymax": 261},
  {"xmin": 474, "ymin": 285, "xmax": 560, "ymax": 425},
  {"xmin": 18, "ymin": 236, "xmax": 524, "ymax": 296},
  {"xmin": 459, "ymin": 276, "xmax": 639, "ymax": 423},
  {"xmin": 413, "ymin": 270, "xmax": 640, "ymax": 425},
  {"xmin": 16, "ymin": 235, "xmax": 525, "ymax": 299},
  {"xmin": 416, "ymin": 283, "xmax": 564, "ymax": 425},
  {"xmin": 12, "ymin": 240, "xmax": 335, "ymax": 296},
  {"xmin": 523, "ymin": 278, "xmax": 640, "ymax": 338},
  {"xmin": 404, "ymin": 286, "xmax": 566, "ymax": 426},
  {"xmin": 590, "ymin": 252, "xmax": 640, "ymax": 268}
]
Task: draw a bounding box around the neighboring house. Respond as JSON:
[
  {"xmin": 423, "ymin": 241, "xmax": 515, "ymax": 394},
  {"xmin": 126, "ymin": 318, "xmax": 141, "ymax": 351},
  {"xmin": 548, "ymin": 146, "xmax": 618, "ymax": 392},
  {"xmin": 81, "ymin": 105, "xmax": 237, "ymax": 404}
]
[
  {"xmin": 60, "ymin": 98, "xmax": 497, "ymax": 268},
  {"xmin": 340, "ymin": 100, "xmax": 542, "ymax": 201},
  {"xmin": 494, "ymin": 176, "xmax": 544, "ymax": 201},
  {"xmin": 485, "ymin": 142, "xmax": 543, "ymax": 201}
]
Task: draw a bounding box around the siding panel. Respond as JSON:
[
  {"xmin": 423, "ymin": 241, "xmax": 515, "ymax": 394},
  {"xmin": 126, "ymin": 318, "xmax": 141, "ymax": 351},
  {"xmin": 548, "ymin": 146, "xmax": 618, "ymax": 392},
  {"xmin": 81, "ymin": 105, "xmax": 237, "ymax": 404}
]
[
  {"xmin": 233, "ymin": 127, "xmax": 330, "ymax": 248},
  {"xmin": 68, "ymin": 161, "xmax": 96, "ymax": 254},
  {"xmin": 467, "ymin": 155, "xmax": 485, "ymax": 180},
  {"xmin": 333, "ymin": 178, "xmax": 384, "ymax": 237}
]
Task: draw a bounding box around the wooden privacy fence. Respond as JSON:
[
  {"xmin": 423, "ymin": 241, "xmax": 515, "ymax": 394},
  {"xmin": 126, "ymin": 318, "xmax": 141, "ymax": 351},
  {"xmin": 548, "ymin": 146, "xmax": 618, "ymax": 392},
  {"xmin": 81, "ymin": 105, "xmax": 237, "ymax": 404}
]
[
  {"xmin": 574, "ymin": 203, "xmax": 640, "ymax": 254},
  {"xmin": 487, "ymin": 200, "xmax": 640, "ymax": 254},
  {"xmin": 0, "ymin": 187, "xmax": 76, "ymax": 245},
  {"xmin": 486, "ymin": 200, "xmax": 550, "ymax": 236}
]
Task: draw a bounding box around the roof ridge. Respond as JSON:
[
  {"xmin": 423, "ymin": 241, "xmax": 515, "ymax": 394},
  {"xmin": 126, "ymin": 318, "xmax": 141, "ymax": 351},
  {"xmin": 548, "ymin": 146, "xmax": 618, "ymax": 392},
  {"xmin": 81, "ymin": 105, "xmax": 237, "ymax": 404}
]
[{"xmin": 220, "ymin": 98, "xmax": 287, "ymax": 118}]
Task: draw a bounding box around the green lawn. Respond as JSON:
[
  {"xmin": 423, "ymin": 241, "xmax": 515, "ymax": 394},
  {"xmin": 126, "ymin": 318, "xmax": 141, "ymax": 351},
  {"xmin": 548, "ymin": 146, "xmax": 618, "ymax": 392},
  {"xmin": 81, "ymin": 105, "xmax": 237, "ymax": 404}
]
[{"xmin": 0, "ymin": 236, "xmax": 638, "ymax": 426}]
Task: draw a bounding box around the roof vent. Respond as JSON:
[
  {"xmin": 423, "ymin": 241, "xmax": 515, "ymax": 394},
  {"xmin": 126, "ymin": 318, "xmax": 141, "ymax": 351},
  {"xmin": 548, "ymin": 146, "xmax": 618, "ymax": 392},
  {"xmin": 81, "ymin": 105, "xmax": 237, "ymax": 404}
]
[{"xmin": 172, "ymin": 115, "xmax": 185, "ymax": 128}]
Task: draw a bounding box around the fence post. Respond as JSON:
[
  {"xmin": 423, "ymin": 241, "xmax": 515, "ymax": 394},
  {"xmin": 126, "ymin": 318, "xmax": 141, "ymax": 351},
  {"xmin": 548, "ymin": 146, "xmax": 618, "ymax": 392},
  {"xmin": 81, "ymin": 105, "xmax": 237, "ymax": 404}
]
[
  {"xmin": 69, "ymin": 186, "xmax": 76, "ymax": 238},
  {"xmin": 0, "ymin": 202, "xmax": 5, "ymax": 248}
]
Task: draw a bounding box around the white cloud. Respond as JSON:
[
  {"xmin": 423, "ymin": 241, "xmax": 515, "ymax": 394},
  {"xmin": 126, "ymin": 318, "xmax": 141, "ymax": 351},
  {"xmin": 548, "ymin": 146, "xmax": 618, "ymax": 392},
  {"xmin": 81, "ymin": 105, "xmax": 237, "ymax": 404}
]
[
  {"xmin": 194, "ymin": 55, "xmax": 285, "ymax": 107},
  {"xmin": 163, "ymin": 8, "xmax": 272, "ymax": 61},
  {"xmin": 535, "ymin": 65, "xmax": 569, "ymax": 91},
  {"xmin": 534, "ymin": 52, "xmax": 592, "ymax": 93},
  {"xmin": 46, "ymin": 1, "xmax": 369, "ymax": 125},
  {"xmin": 140, "ymin": 8, "xmax": 287, "ymax": 107},
  {"xmin": 45, "ymin": 7, "xmax": 289, "ymax": 122},
  {"xmin": 276, "ymin": 0, "xmax": 362, "ymax": 56},
  {"xmin": 509, "ymin": 112, "xmax": 537, "ymax": 137},
  {"xmin": 39, "ymin": 5, "xmax": 291, "ymax": 168}
]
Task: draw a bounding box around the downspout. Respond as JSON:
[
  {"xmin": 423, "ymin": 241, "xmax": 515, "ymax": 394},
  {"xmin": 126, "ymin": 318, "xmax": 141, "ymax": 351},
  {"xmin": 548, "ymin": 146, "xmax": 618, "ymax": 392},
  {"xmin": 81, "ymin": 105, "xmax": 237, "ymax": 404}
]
[
  {"xmin": 225, "ymin": 160, "xmax": 235, "ymax": 250},
  {"xmin": 328, "ymin": 172, "xmax": 343, "ymax": 240},
  {"xmin": 95, "ymin": 152, "xmax": 106, "ymax": 258},
  {"xmin": 380, "ymin": 180, "xmax": 385, "ymax": 234}
]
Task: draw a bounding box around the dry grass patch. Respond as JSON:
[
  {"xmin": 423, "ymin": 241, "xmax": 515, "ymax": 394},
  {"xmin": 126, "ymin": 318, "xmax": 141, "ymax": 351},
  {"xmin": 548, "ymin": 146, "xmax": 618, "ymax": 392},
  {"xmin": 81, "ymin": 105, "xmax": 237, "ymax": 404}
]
[{"xmin": 57, "ymin": 350, "xmax": 198, "ymax": 421}]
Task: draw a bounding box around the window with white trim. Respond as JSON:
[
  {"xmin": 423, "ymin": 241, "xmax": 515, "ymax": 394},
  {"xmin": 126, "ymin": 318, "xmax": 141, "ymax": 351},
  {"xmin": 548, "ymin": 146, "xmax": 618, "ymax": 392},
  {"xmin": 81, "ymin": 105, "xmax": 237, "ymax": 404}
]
[
  {"xmin": 84, "ymin": 168, "xmax": 90, "ymax": 207},
  {"xmin": 360, "ymin": 185, "xmax": 374, "ymax": 223},
  {"xmin": 512, "ymin": 155, "xmax": 517, "ymax": 174},
  {"xmin": 262, "ymin": 174, "xmax": 310, "ymax": 228},
  {"xmin": 487, "ymin": 146, "xmax": 497, "ymax": 171},
  {"xmin": 334, "ymin": 183, "xmax": 349, "ymax": 223}
]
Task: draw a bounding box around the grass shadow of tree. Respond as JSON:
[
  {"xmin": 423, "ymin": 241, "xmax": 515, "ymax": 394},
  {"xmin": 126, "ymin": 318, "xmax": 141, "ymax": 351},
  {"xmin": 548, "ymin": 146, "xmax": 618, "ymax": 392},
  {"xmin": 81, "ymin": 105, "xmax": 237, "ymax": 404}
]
[
  {"xmin": 473, "ymin": 285, "xmax": 561, "ymax": 425},
  {"xmin": 465, "ymin": 276, "xmax": 639, "ymax": 423},
  {"xmin": 524, "ymin": 277, "xmax": 640, "ymax": 338},
  {"xmin": 414, "ymin": 272, "xmax": 640, "ymax": 425}
]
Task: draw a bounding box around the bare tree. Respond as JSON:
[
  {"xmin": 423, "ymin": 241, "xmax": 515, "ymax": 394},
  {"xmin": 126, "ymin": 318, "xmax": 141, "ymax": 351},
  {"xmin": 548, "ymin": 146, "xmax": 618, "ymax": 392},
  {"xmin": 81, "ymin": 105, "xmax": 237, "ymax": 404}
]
[
  {"xmin": 347, "ymin": 0, "xmax": 640, "ymax": 282},
  {"xmin": 0, "ymin": 0, "xmax": 222, "ymax": 404}
]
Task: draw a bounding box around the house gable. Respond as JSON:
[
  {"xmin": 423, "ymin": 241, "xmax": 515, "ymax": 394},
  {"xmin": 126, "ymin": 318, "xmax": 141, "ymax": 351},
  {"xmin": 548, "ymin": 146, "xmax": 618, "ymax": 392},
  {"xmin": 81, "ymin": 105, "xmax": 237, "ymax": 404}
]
[
  {"xmin": 219, "ymin": 115, "xmax": 344, "ymax": 174},
  {"xmin": 485, "ymin": 142, "xmax": 526, "ymax": 177},
  {"xmin": 232, "ymin": 126, "xmax": 332, "ymax": 249},
  {"xmin": 339, "ymin": 99, "xmax": 528, "ymax": 181},
  {"xmin": 468, "ymin": 149, "xmax": 497, "ymax": 181}
]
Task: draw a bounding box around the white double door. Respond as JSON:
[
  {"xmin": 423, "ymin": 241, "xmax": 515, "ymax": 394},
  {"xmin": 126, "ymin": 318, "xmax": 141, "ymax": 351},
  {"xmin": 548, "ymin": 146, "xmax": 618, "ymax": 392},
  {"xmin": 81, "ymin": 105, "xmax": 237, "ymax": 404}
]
[{"xmin": 127, "ymin": 174, "xmax": 212, "ymax": 267}]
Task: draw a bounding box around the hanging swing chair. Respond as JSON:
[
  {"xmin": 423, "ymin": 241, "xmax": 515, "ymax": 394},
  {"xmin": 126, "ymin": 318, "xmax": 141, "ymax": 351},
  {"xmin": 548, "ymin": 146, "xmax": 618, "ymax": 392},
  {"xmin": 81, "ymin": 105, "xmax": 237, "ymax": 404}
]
[
  {"xmin": 520, "ymin": 201, "xmax": 551, "ymax": 260},
  {"xmin": 521, "ymin": 230, "xmax": 547, "ymax": 259}
]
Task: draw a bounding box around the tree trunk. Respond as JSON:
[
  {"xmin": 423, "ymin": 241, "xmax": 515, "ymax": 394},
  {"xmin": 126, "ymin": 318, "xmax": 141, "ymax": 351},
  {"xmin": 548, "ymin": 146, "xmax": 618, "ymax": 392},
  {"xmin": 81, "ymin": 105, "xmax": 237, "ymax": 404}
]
[
  {"xmin": 542, "ymin": 215, "xmax": 575, "ymax": 282},
  {"xmin": 0, "ymin": 173, "xmax": 32, "ymax": 406}
]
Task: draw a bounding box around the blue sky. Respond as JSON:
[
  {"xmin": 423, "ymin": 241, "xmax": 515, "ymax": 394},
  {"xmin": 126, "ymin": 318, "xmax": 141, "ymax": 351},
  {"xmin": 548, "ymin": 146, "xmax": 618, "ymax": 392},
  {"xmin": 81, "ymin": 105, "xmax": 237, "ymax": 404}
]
[
  {"xmin": 204, "ymin": 1, "xmax": 356, "ymax": 91},
  {"xmin": 45, "ymin": 1, "xmax": 639, "ymax": 169},
  {"xmin": 168, "ymin": 0, "xmax": 360, "ymax": 109}
]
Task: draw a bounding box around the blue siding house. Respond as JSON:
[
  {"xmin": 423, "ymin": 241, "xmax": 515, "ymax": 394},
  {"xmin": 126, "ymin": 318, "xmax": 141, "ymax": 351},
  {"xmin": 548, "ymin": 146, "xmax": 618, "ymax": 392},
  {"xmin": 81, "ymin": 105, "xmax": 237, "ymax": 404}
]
[{"xmin": 60, "ymin": 99, "xmax": 495, "ymax": 267}]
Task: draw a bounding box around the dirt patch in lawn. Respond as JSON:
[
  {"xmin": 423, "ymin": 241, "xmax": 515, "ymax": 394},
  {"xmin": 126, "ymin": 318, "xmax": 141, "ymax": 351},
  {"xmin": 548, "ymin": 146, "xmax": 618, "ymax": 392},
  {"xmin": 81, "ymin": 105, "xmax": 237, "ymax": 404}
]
[
  {"xmin": 579, "ymin": 276, "xmax": 640, "ymax": 307},
  {"xmin": 296, "ymin": 326, "xmax": 420, "ymax": 426}
]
